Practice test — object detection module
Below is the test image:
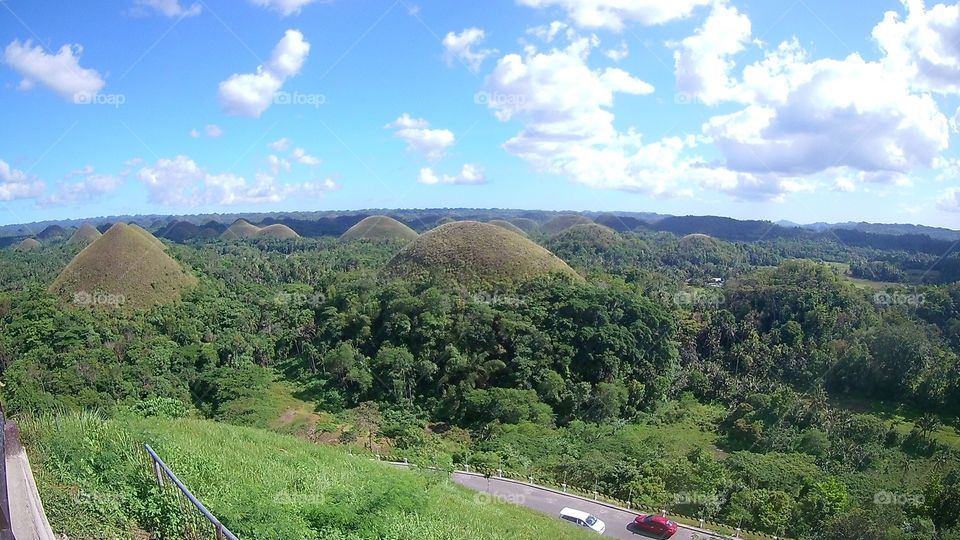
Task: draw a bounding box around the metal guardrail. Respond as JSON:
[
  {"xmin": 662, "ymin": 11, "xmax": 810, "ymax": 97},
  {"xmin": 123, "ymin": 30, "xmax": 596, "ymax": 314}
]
[
  {"xmin": 0, "ymin": 411, "xmax": 15, "ymax": 540},
  {"xmin": 144, "ymin": 444, "xmax": 238, "ymax": 540}
]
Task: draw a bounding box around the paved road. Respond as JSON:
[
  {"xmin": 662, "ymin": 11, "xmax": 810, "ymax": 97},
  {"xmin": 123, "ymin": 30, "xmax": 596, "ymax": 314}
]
[
  {"xmin": 451, "ymin": 472, "xmax": 724, "ymax": 540},
  {"xmin": 5, "ymin": 421, "xmax": 56, "ymax": 540}
]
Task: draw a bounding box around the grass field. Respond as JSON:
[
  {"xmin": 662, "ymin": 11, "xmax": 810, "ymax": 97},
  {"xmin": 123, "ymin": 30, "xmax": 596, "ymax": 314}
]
[{"xmin": 19, "ymin": 412, "xmax": 598, "ymax": 540}]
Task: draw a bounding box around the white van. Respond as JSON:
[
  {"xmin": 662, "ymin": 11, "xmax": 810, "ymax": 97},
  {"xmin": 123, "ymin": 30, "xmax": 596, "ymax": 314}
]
[{"xmin": 559, "ymin": 507, "xmax": 606, "ymax": 535}]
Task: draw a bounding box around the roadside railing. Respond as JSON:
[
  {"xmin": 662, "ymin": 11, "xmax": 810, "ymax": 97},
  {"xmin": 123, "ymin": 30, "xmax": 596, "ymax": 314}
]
[
  {"xmin": 0, "ymin": 410, "xmax": 15, "ymax": 540},
  {"xmin": 144, "ymin": 444, "xmax": 238, "ymax": 540},
  {"xmin": 372, "ymin": 453, "xmax": 786, "ymax": 540}
]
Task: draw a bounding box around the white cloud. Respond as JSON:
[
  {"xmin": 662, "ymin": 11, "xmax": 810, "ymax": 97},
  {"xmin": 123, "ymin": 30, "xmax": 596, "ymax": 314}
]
[
  {"xmin": 3, "ymin": 39, "xmax": 105, "ymax": 102},
  {"xmin": 41, "ymin": 172, "xmax": 123, "ymax": 206},
  {"xmin": 267, "ymin": 154, "xmax": 291, "ymax": 175},
  {"xmin": 938, "ymin": 187, "xmax": 960, "ymax": 211},
  {"xmin": 605, "ymin": 40, "xmax": 629, "ymax": 62},
  {"xmin": 443, "ymin": 28, "xmax": 496, "ymax": 72},
  {"xmin": 417, "ymin": 164, "xmax": 487, "ymax": 185},
  {"xmin": 671, "ymin": 1, "xmax": 752, "ymax": 105},
  {"xmin": 133, "ymin": 0, "xmax": 202, "ymax": 17},
  {"xmin": 205, "ymin": 124, "xmax": 224, "ymax": 137},
  {"xmin": 250, "ymin": 0, "xmax": 316, "ymax": 16},
  {"xmin": 0, "ymin": 159, "xmax": 44, "ymax": 201},
  {"xmin": 64, "ymin": 165, "xmax": 95, "ymax": 179},
  {"xmin": 527, "ymin": 21, "xmax": 569, "ymax": 43},
  {"xmin": 291, "ymin": 147, "xmax": 320, "ymax": 165},
  {"xmin": 704, "ymin": 46, "xmax": 949, "ymax": 179},
  {"xmin": 874, "ymin": 0, "xmax": 960, "ymax": 94},
  {"xmin": 482, "ymin": 36, "xmax": 695, "ymax": 195},
  {"xmin": 189, "ymin": 129, "xmax": 201, "ymax": 138},
  {"xmin": 218, "ymin": 29, "xmax": 310, "ymax": 117},
  {"xmin": 268, "ymin": 137, "xmax": 291, "ymax": 151},
  {"xmin": 386, "ymin": 115, "xmax": 455, "ymax": 160},
  {"xmin": 138, "ymin": 155, "xmax": 335, "ymax": 206},
  {"xmin": 138, "ymin": 155, "xmax": 205, "ymax": 206},
  {"xmin": 516, "ymin": 0, "xmax": 712, "ymax": 31}
]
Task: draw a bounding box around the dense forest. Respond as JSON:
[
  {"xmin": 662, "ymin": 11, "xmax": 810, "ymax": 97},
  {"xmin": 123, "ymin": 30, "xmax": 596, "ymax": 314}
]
[{"xmin": 2, "ymin": 216, "xmax": 960, "ymax": 539}]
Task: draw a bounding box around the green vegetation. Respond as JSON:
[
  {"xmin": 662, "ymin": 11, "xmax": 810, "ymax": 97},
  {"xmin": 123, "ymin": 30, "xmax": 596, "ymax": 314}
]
[
  {"xmin": 2, "ymin": 210, "xmax": 960, "ymax": 539},
  {"xmin": 20, "ymin": 412, "xmax": 595, "ymax": 540},
  {"xmin": 383, "ymin": 221, "xmax": 580, "ymax": 287},
  {"xmin": 48, "ymin": 223, "xmax": 197, "ymax": 310},
  {"xmin": 540, "ymin": 214, "xmax": 594, "ymax": 235},
  {"xmin": 339, "ymin": 215, "xmax": 419, "ymax": 242}
]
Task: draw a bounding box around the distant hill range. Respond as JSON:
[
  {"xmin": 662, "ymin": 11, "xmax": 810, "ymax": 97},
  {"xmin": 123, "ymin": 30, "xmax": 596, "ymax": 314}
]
[{"xmin": 1, "ymin": 209, "xmax": 957, "ymax": 256}]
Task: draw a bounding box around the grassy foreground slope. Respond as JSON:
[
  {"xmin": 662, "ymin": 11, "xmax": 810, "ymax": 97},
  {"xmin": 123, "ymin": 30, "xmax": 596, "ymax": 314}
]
[{"xmin": 20, "ymin": 413, "xmax": 595, "ymax": 540}]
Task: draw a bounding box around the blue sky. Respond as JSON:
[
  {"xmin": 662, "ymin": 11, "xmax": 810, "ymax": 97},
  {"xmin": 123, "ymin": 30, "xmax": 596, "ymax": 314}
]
[{"xmin": 1, "ymin": 0, "xmax": 959, "ymax": 227}]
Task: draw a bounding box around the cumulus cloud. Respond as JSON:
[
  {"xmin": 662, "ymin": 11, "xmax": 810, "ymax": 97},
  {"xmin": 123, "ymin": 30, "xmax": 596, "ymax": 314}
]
[
  {"xmin": 516, "ymin": 0, "xmax": 712, "ymax": 31},
  {"xmin": 268, "ymin": 137, "xmax": 291, "ymax": 151},
  {"xmin": 218, "ymin": 29, "xmax": 310, "ymax": 117},
  {"xmin": 132, "ymin": 0, "xmax": 202, "ymax": 17},
  {"xmin": 481, "ymin": 35, "xmax": 701, "ymax": 195},
  {"xmin": 267, "ymin": 154, "xmax": 291, "ymax": 175},
  {"xmin": 41, "ymin": 170, "xmax": 124, "ymax": 206},
  {"xmin": 671, "ymin": 1, "xmax": 752, "ymax": 105},
  {"xmin": 137, "ymin": 155, "xmax": 335, "ymax": 206},
  {"xmin": 291, "ymin": 147, "xmax": 320, "ymax": 165},
  {"xmin": 703, "ymin": 44, "xmax": 948, "ymax": 180},
  {"xmin": 0, "ymin": 159, "xmax": 44, "ymax": 201},
  {"xmin": 417, "ymin": 164, "xmax": 487, "ymax": 185},
  {"xmin": 874, "ymin": 0, "xmax": 960, "ymax": 94},
  {"xmin": 191, "ymin": 125, "xmax": 224, "ymax": 138},
  {"xmin": 605, "ymin": 41, "xmax": 629, "ymax": 62},
  {"xmin": 938, "ymin": 187, "xmax": 960, "ymax": 211},
  {"xmin": 386, "ymin": 114, "xmax": 455, "ymax": 160},
  {"xmin": 250, "ymin": 0, "xmax": 316, "ymax": 16},
  {"xmin": 3, "ymin": 39, "xmax": 105, "ymax": 102},
  {"xmin": 443, "ymin": 28, "xmax": 496, "ymax": 72}
]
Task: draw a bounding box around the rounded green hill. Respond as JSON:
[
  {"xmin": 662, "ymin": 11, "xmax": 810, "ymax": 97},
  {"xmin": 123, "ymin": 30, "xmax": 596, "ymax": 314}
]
[
  {"xmin": 15, "ymin": 238, "xmax": 41, "ymax": 252},
  {"xmin": 508, "ymin": 218, "xmax": 540, "ymax": 233},
  {"xmin": 488, "ymin": 220, "xmax": 528, "ymax": 236},
  {"xmin": 551, "ymin": 223, "xmax": 620, "ymax": 249},
  {"xmin": 383, "ymin": 221, "xmax": 580, "ymax": 287},
  {"xmin": 258, "ymin": 224, "xmax": 300, "ymax": 240},
  {"xmin": 49, "ymin": 223, "xmax": 197, "ymax": 310},
  {"xmin": 222, "ymin": 219, "xmax": 262, "ymax": 240},
  {"xmin": 68, "ymin": 223, "xmax": 102, "ymax": 245},
  {"xmin": 541, "ymin": 214, "xmax": 594, "ymax": 235},
  {"xmin": 340, "ymin": 216, "xmax": 419, "ymax": 242}
]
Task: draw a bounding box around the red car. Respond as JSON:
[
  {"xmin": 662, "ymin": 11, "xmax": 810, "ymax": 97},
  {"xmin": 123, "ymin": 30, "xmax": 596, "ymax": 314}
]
[{"xmin": 632, "ymin": 514, "xmax": 678, "ymax": 538}]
